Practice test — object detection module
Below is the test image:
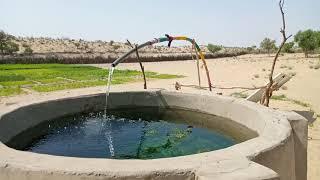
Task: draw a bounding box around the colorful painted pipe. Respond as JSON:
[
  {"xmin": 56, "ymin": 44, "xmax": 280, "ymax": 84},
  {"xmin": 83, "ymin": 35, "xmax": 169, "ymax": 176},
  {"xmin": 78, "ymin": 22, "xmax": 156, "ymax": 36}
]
[{"xmin": 111, "ymin": 35, "xmax": 212, "ymax": 91}]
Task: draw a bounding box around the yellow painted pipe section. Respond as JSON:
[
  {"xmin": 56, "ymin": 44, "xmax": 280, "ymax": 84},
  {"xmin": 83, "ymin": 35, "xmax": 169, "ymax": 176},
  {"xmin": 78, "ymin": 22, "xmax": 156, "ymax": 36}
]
[{"xmin": 174, "ymin": 36, "xmax": 188, "ymax": 40}]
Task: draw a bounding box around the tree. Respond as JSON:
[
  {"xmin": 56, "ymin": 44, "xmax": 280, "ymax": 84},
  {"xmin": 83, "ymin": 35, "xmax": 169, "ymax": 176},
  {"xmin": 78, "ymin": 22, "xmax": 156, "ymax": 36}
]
[
  {"xmin": 5, "ymin": 41, "xmax": 19, "ymax": 55},
  {"xmin": 282, "ymin": 42, "xmax": 295, "ymax": 53},
  {"xmin": 0, "ymin": 30, "xmax": 9, "ymax": 54},
  {"xmin": 260, "ymin": 0, "xmax": 292, "ymax": 107},
  {"xmin": 207, "ymin": 44, "xmax": 222, "ymax": 54},
  {"xmin": 0, "ymin": 30, "xmax": 19, "ymax": 55},
  {"xmin": 260, "ymin": 38, "xmax": 277, "ymax": 55},
  {"xmin": 316, "ymin": 31, "xmax": 320, "ymax": 47},
  {"xmin": 294, "ymin": 30, "xmax": 318, "ymax": 57}
]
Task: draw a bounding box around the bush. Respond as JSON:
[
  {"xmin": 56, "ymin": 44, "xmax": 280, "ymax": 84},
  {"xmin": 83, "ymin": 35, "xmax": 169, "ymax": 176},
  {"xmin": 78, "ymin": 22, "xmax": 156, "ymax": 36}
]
[
  {"xmin": 247, "ymin": 45, "xmax": 257, "ymax": 52},
  {"xmin": 113, "ymin": 45, "xmax": 120, "ymax": 50},
  {"xmin": 207, "ymin": 44, "xmax": 222, "ymax": 54},
  {"xmin": 24, "ymin": 46, "xmax": 33, "ymax": 55}
]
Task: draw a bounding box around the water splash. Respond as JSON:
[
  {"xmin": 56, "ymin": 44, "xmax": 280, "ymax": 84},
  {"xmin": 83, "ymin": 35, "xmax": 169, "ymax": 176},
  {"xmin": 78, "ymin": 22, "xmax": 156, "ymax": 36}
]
[
  {"xmin": 105, "ymin": 116, "xmax": 115, "ymax": 157},
  {"xmin": 104, "ymin": 66, "xmax": 115, "ymax": 116}
]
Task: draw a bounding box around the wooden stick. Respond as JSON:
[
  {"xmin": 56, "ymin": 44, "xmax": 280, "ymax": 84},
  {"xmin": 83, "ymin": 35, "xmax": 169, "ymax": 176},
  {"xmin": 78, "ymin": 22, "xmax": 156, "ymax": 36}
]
[
  {"xmin": 175, "ymin": 82, "xmax": 266, "ymax": 90},
  {"xmin": 126, "ymin": 39, "xmax": 147, "ymax": 89},
  {"xmin": 135, "ymin": 44, "xmax": 147, "ymax": 89}
]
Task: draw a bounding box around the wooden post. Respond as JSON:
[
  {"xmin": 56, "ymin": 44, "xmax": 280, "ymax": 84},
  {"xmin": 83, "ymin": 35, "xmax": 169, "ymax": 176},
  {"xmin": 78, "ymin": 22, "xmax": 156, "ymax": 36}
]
[
  {"xmin": 126, "ymin": 39, "xmax": 147, "ymax": 89},
  {"xmin": 135, "ymin": 44, "xmax": 147, "ymax": 89},
  {"xmin": 195, "ymin": 48, "xmax": 212, "ymax": 91}
]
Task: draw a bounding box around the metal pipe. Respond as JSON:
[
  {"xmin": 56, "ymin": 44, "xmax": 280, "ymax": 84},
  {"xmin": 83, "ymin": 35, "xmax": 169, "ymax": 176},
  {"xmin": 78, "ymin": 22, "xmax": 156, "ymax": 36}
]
[
  {"xmin": 111, "ymin": 37, "xmax": 169, "ymax": 67},
  {"xmin": 111, "ymin": 42, "xmax": 151, "ymax": 67}
]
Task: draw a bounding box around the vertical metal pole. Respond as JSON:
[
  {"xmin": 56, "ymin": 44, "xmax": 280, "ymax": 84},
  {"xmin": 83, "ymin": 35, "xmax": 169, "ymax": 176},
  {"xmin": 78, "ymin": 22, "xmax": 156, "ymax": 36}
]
[{"xmin": 192, "ymin": 39, "xmax": 201, "ymax": 87}]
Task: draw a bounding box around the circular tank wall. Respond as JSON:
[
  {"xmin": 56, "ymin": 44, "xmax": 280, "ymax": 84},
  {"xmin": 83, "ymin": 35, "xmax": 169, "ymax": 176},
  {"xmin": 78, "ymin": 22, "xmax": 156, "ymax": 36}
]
[{"xmin": 0, "ymin": 90, "xmax": 308, "ymax": 180}]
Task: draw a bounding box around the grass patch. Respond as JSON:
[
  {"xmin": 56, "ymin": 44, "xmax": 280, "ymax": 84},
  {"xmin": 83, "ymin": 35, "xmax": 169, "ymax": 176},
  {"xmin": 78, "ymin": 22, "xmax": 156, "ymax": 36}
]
[
  {"xmin": 231, "ymin": 92, "xmax": 312, "ymax": 110},
  {"xmin": 0, "ymin": 81, "xmax": 34, "ymax": 86},
  {"xmin": 32, "ymin": 81, "xmax": 107, "ymax": 92},
  {"xmin": 271, "ymin": 94, "xmax": 287, "ymax": 100},
  {"xmin": 0, "ymin": 86, "xmax": 24, "ymax": 96},
  {"xmin": 271, "ymin": 94, "xmax": 310, "ymax": 107},
  {"xmin": 36, "ymin": 78, "xmax": 70, "ymax": 84},
  {"xmin": 146, "ymin": 73, "xmax": 184, "ymax": 79},
  {"xmin": 0, "ymin": 64, "xmax": 182, "ymax": 96},
  {"xmin": 291, "ymin": 99, "xmax": 310, "ymax": 107},
  {"xmin": 231, "ymin": 92, "xmax": 248, "ymax": 99},
  {"xmin": 0, "ymin": 64, "xmax": 73, "ymax": 70}
]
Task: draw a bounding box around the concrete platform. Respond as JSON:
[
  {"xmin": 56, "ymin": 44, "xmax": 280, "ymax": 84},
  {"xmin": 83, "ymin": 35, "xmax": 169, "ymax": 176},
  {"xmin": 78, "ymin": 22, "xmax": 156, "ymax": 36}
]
[{"xmin": 0, "ymin": 90, "xmax": 308, "ymax": 180}]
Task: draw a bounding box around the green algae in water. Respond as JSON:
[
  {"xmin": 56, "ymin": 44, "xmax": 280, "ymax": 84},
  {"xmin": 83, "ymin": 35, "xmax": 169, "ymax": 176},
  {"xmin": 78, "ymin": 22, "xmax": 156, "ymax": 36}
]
[{"xmin": 19, "ymin": 108, "xmax": 236, "ymax": 159}]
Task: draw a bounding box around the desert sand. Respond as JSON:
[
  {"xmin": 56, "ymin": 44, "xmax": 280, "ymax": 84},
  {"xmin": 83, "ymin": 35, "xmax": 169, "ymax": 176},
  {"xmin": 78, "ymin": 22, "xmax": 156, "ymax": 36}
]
[{"xmin": 0, "ymin": 53, "xmax": 319, "ymax": 180}]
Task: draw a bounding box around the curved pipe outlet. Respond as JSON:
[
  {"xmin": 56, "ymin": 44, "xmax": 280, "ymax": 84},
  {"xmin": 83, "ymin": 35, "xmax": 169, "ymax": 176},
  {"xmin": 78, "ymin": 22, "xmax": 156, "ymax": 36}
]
[{"xmin": 111, "ymin": 36, "xmax": 212, "ymax": 91}]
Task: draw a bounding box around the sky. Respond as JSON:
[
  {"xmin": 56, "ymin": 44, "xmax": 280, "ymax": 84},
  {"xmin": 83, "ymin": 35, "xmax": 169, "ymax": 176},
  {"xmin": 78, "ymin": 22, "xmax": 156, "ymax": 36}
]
[{"xmin": 0, "ymin": 0, "xmax": 319, "ymax": 47}]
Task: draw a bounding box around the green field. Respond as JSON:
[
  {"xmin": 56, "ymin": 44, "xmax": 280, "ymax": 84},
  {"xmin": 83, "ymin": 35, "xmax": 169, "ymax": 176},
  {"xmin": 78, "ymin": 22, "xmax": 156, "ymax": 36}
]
[{"xmin": 0, "ymin": 64, "xmax": 182, "ymax": 97}]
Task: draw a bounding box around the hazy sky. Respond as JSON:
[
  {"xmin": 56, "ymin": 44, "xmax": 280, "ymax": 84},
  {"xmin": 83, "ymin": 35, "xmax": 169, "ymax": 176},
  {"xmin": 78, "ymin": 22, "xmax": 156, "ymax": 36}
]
[{"xmin": 0, "ymin": 0, "xmax": 319, "ymax": 46}]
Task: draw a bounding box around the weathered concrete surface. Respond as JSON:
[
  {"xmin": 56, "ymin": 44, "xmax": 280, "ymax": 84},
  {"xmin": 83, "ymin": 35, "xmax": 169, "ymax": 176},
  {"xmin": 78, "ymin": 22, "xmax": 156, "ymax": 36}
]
[
  {"xmin": 0, "ymin": 90, "xmax": 308, "ymax": 180},
  {"xmin": 283, "ymin": 111, "xmax": 308, "ymax": 180},
  {"xmin": 196, "ymin": 158, "xmax": 280, "ymax": 180}
]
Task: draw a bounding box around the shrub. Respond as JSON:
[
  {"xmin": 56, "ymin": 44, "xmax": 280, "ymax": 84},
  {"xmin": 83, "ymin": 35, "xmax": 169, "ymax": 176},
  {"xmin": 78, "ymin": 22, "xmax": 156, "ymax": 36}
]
[
  {"xmin": 113, "ymin": 45, "xmax": 120, "ymax": 50},
  {"xmin": 207, "ymin": 44, "xmax": 222, "ymax": 54},
  {"xmin": 231, "ymin": 92, "xmax": 248, "ymax": 99},
  {"xmin": 74, "ymin": 42, "xmax": 80, "ymax": 48},
  {"xmin": 24, "ymin": 46, "xmax": 33, "ymax": 55},
  {"xmin": 314, "ymin": 58, "xmax": 320, "ymax": 70}
]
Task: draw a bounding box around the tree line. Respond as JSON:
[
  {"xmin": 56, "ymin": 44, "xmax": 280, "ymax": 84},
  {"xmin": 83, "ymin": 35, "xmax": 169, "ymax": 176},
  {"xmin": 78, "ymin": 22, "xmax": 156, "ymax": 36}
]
[
  {"xmin": 207, "ymin": 29, "xmax": 320, "ymax": 57},
  {"xmin": 259, "ymin": 29, "xmax": 320, "ymax": 57},
  {"xmin": 2, "ymin": 29, "xmax": 320, "ymax": 57}
]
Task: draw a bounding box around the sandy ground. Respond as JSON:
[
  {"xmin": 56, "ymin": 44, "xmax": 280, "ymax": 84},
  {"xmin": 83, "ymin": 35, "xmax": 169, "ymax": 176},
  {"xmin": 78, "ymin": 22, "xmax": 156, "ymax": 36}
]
[{"xmin": 0, "ymin": 53, "xmax": 319, "ymax": 179}]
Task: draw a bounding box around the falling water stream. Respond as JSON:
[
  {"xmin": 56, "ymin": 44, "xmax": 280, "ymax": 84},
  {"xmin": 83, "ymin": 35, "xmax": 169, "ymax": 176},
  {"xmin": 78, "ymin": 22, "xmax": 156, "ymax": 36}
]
[
  {"xmin": 104, "ymin": 66, "xmax": 115, "ymax": 157},
  {"xmin": 104, "ymin": 66, "xmax": 115, "ymax": 115}
]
